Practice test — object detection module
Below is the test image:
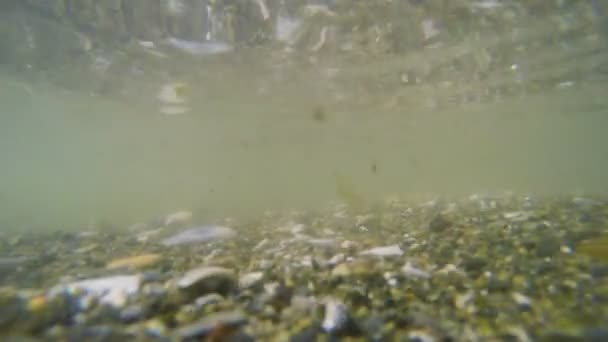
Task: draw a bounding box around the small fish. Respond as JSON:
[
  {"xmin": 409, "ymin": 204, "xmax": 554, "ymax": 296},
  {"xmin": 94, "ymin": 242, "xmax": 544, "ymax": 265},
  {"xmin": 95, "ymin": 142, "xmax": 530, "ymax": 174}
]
[
  {"xmin": 158, "ymin": 82, "xmax": 188, "ymax": 105},
  {"xmin": 165, "ymin": 0, "xmax": 186, "ymax": 17},
  {"xmin": 334, "ymin": 172, "xmax": 366, "ymax": 212},
  {"xmin": 166, "ymin": 37, "xmax": 233, "ymax": 56},
  {"xmin": 161, "ymin": 226, "xmax": 236, "ymax": 246},
  {"xmin": 321, "ymin": 299, "xmax": 349, "ymax": 333},
  {"xmin": 164, "ymin": 210, "xmax": 193, "ymax": 226}
]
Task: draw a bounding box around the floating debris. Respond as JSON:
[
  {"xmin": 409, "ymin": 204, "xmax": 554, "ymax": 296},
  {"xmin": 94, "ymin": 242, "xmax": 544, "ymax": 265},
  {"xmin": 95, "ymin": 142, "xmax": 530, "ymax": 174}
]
[{"xmin": 161, "ymin": 225, "xmax": 236, "ymax": 246}]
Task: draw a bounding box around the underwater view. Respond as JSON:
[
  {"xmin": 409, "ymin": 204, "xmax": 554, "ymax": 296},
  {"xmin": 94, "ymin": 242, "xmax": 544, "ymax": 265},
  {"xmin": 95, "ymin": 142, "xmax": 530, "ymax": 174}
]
[{"xmin": 1, "ymin": 0, "xmax": 607, "ymax": 340}]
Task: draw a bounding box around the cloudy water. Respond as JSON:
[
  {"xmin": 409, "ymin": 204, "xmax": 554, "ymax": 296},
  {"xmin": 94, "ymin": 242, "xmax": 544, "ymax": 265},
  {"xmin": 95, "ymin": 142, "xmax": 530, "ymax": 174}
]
[{"xmin": 1, "ymin": 68, "xmax": 607, "ymax": 231}]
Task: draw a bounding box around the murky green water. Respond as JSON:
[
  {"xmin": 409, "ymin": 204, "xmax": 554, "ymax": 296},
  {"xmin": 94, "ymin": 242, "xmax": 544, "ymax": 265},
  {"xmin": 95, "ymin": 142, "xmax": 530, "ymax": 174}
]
[{"xmin": 1, "ymin": 68, "xmax": 607, "ymax": 230}]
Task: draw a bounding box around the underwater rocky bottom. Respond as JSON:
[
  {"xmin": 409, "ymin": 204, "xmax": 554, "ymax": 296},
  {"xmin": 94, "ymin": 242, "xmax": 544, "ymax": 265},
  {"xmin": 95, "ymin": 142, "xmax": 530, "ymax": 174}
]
[{"xmin": 1, "ymin": 194, "xmax": 607, "ymax": 341}]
